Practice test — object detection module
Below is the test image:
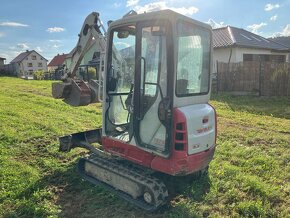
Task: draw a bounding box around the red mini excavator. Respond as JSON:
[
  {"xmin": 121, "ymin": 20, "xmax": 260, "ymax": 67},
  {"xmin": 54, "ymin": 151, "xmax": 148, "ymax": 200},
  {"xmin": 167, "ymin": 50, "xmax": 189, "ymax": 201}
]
[{"xmin": 52, "ymin": 10, "xmax": 216, "ymax": 211}]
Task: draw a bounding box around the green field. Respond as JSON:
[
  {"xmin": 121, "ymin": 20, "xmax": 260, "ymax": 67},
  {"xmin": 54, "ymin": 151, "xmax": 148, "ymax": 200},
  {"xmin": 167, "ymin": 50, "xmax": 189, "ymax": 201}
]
[{"xmin": 0, "ymin": 77, "xmax": 289, "ymax": 217}]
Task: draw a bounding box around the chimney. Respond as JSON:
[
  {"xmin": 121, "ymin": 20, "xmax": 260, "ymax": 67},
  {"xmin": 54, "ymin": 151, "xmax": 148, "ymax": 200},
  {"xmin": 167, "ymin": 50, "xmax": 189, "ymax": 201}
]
[{"xmin": 26, "ymin": 50, "xmax": 29, "ymax": 52}]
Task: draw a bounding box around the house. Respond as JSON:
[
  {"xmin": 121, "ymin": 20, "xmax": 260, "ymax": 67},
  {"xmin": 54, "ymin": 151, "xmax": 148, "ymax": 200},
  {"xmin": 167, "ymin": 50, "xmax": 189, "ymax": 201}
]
[
  {"xmin": 269, "ymin": 36, "xmax": 290, "ymax": 62},
  {"xmin": 213, "ymin": 26, "xmax": 290, "ymax": 73},
  {"xmin": 10, "ymin": 50, "xmax": 48, "ymax": 79},
  {"xmin": 47, "ymin": 53, "xmax": 68, "ymax": 72},
  {"xmin": 0, "ymin": 57, "xmax": 6, "ymax": 67}
]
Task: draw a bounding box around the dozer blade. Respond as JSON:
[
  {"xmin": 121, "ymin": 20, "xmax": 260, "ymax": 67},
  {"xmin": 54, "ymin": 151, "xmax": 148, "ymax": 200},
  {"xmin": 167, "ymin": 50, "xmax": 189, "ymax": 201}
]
[
  {"xmin": 78, "ymin": 154, "xmax": 168, "ymax": 212},
  {"xmin": 59, "ymin": 128, "xmax": 102, "ymax": 152}
]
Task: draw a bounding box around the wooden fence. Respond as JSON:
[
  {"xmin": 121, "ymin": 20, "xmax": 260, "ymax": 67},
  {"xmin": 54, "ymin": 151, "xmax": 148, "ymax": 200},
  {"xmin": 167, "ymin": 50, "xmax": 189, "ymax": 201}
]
[{"xmin": 215, "ymin": 61, "xmax": 290, "ymax": 96}]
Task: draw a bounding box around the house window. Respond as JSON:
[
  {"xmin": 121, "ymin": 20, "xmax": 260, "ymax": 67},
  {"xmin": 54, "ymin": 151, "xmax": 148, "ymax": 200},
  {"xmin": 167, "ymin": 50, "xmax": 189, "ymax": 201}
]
[
  {"xmin": 32, "ymin": 55, "xmax": 37, "ymax": 60},
  {"xmin": 38, "ymin": 63, "xmax": 43, "ymax": 67},
  {"xmin": 27, "ymin": 63, "xmax": 33, "ymax": 67}
]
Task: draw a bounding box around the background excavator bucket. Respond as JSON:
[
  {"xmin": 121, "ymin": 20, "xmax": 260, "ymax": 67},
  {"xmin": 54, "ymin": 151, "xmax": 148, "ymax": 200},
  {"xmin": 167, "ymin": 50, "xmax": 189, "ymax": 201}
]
[{"xmin": 52, "ymin": 79, "xmax": 101, "ymax": 106}]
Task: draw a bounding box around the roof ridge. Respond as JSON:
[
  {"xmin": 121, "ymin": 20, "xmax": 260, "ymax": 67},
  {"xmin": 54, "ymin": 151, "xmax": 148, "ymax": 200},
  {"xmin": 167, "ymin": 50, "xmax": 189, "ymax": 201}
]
[
  {"xmin": 227, "ymin": 26, "xmax": 236, "ymax": 44},
  {"xmin": 212, "ymin": 25, "xmax": 228, "ymax": 30},
  {"xmin": 10, "ymin": 50, "xmax": 47, "ymax": 63},
  {"xmin": 10, "ymin": 50, "xmax": 32, "ymax": 63}
]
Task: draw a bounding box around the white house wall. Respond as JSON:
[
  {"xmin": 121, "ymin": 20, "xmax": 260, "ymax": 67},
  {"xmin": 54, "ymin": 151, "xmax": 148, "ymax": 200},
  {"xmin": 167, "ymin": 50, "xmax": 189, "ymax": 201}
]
[
  {"xmin": 48, "ymin": 66, "xmax": 58, "ymax": 72},
  {"xmin": 213, "ymin": 48, "xmax": 236, "ymax": 74},
  {"xmin": 213, "ymin": 47, "xmax": 288, "ymax": 73},
  {"xmin": 20, "ymin": 51, "xmax": 48, "ymax": 74}
]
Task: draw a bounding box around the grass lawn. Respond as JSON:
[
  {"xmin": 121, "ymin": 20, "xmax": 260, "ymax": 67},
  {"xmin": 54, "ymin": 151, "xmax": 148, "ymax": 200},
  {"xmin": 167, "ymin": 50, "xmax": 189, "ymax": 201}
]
[{"xmin": 0, "ymin": 77, "xmax": 289, "ymax": 217}]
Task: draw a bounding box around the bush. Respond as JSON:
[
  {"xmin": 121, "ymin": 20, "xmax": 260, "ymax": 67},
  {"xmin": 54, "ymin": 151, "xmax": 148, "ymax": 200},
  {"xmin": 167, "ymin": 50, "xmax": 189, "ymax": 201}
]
[
  {"xmin": 33, "ymin": 70, "xmax": 45, "ymax": 80},
  {"xmin": 88, "ymin": 67, "xmax": 96, "ymax": 79},
  {"xmin": 0, "ymin": 69, "xmax": 6, "ymax": 76}
]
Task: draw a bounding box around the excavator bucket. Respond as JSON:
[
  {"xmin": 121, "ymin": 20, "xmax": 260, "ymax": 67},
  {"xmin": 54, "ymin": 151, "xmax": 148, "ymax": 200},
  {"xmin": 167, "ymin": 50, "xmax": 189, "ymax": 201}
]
[
  {"xmin": 52, "ymin": 80, "xmax": 101, "ymax": 106},
  {"xmin": 52, "ymin": 82, "xmax": 71, "ymax": 99},
  {"xmin": 63, "ymin": 80, "xmax": 91, "ymax": 106}
]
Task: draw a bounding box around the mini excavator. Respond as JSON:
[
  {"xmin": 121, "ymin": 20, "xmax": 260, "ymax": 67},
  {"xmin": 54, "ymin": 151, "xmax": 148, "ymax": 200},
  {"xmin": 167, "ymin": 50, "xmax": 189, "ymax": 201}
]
[{"xmin": 52, "ymin": 10, "xmax": 216, "ymax": 211}]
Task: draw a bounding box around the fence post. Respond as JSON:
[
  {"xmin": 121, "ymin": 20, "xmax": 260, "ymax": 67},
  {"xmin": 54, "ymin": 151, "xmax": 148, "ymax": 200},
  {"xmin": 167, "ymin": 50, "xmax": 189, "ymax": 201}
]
[
  {"xmin": 259, "ymin": 59, "xmax": 262, "ymax": 96},
  {"xmin": 216, "ymin": 61, "xmax": 219, "ymax": 94}
]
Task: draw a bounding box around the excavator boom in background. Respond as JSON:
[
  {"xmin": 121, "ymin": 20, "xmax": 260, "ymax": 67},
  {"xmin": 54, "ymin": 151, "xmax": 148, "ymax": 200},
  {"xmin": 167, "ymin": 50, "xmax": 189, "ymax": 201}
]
[{"xmin": 52, "ymin": 10, "xmax": 216, "ymax": 211}]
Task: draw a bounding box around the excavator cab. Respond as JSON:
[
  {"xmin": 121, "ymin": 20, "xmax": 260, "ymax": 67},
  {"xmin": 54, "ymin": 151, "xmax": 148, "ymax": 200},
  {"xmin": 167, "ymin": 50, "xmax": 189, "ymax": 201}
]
[
  {"xmin": 54, "ymin": 10, "xmax": 216, "ymax": 211},
  {"xmin": 104, "ymin": 10, "xmax": 215, "ymax": 159}
]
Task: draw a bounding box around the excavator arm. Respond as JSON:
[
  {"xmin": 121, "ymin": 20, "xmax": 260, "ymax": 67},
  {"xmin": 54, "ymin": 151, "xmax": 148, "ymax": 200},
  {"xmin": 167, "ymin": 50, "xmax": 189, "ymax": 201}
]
[
  {"xmin": 67, "ymin": 12, "xmax": 106, "ymax": 78},
  {"xmin": 52, "ymin": 12, "xmax": 106, "ymax": 106}
]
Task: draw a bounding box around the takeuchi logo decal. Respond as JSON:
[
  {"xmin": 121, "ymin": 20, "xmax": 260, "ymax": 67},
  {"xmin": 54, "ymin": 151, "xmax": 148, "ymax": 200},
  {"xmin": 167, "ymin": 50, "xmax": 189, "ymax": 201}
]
[{"xmin": 196, "ymin": 126, "xmax": 212, "ymax": 134}]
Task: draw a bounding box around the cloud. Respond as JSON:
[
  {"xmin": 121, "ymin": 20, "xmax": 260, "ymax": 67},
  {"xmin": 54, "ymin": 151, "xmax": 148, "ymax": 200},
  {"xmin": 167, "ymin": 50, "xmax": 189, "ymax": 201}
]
[
  {"xmin": 133, "ymin": 1, "xmax": 198, "ymax": 16},
  {"xmin": 206, "ymin": 19, "xmax": 226, "ymax": 29},
  {"xmin": 126, "ymin": 0, "xmax": 139, "ymax": 7},
  {"xmin": 47, "ymin": 27, "xmax": 65, "ymax": 33},
  {"xmin": 52, "ymin": 44, "xmax": 61, "ymax": 48},
  {"xmin": 281, "ymin": 25, "xmax": 290, "ymax": 36},
  {"xmin": 264, "ymin": 3, "xmax": 280, "ymax": 11},
  {"xmin": 247, "ymin": 22, "xmax": 267, "ymax": 34},
  {"xmin": 49, "ymin": 39, "xmax": 61, "ymax": 43},
  {"xmin": 17, "ymin": 43, "xmax": 29, "ymax": 50},
  {"xmin": 0, "ymin": 21, "xmax": 28, "ymax": 27},
  {"xmin": 272, "ymin": 24, "xmax": 290, "ymax": 37},
  {"xmin": 1, "ymin": 50, "xmax": 26, "ymax": 63},
  {"xmin": 0, "ymin": 53, "xmax": 8, "ymax": 59},
  {"xmin": 35, "ymin": 46, "xmax": 43, "ymax": 52},
  {"xmin": 270, "ymin": 15, "xmax": 278, "ymax": 21},
  {"xmin": 113, "ymin": 2, "xmax": 121, "ymax": 8},
  {"xmin": 170, "ymin": 6, "xmax": 198, "ymax": 15}
]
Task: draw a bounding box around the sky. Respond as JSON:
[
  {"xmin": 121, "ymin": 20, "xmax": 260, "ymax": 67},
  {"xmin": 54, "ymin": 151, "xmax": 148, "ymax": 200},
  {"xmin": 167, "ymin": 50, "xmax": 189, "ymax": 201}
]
[{"xmin": 0, "ymin": 0, "xmax": 290, "ymax": 63}]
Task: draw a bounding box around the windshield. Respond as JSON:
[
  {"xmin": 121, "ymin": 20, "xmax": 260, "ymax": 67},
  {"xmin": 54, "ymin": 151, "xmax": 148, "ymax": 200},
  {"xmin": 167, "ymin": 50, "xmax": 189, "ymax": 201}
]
[
  {"xmin": 108, "ymin": 26, "xmax": 136, "ymax": 94},
  {"xmin": 176, "ymin": 21, "xmax": 211, "ymax": 96},
  {"xmin": 106, "ymin": 26, "xmax": 136, "ymax": 127}
]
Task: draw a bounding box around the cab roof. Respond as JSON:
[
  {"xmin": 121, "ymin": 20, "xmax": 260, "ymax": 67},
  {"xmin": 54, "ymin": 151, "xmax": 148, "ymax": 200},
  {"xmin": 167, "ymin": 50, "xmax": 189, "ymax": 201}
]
[{"xmin": 109, "ymin": 9, "xmax": 211, "ymax": 31}]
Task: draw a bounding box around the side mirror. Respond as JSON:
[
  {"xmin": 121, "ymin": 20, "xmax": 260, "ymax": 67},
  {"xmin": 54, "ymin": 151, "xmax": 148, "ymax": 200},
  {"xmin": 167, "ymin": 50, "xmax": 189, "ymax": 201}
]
[{"xmin": 117, "ymin": 31, "xmax": 129, "ymax": 39}]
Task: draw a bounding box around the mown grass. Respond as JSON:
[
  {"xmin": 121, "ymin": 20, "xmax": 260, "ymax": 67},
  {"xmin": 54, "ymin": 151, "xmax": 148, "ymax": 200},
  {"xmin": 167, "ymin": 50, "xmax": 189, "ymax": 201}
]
[{"xmin": 0, "ymin": 77, "xmax": 289, "ymax": 217}]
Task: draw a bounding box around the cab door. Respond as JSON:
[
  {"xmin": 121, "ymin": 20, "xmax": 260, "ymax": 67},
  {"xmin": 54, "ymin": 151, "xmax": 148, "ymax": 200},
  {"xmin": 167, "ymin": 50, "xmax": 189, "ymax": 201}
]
[{"xmin": 133, "ymin": 22, "xmax": 171, "ymax": 157}]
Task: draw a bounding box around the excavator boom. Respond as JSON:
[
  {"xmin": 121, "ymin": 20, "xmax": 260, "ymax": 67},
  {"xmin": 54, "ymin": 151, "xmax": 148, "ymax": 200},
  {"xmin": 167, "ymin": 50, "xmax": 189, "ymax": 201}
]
[{"xmin": 52, "ymin": 12, "xmax": 106, "ymax": 106}]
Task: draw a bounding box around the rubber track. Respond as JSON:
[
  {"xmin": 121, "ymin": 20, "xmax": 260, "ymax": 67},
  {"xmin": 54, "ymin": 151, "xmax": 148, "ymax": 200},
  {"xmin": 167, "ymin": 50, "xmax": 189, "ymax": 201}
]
[{"xmin": 78, "ymin": 154, "xmax": 168, "ymax": 211}]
